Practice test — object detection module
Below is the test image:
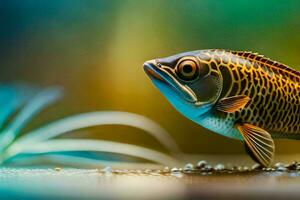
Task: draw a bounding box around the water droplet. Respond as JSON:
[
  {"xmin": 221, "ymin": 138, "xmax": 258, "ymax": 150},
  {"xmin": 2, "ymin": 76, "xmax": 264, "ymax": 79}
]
[
  {"xmin": 214, "ymin": 164, "xmax": 225, "ymax": 171},
  {"xmin": 171, "ymin": 167, "xmax": 180, "ymax": 173},
  {"xmin": 163, "ymin": 166, "xmax": 170, "ymax": 172},
  {"xmin": 183, "ymin": 163, "xmax": 194, "ymax": 172},
  {"xmin": 101, "ymin": 166, "xmax": 112, "ymax": 176},
  {"xmin": 237, "ymin": 166, "xmax": 243, "ymax": 172},
  {"xmin": 54, "ymin": 167, "xmax": 62, "ymax": 172},
  {"xmin": 170, "ymin": 167, "xmax": 183, "ymax": 178},
  {"xmin": 263, "ymin": 167, "xmax": 274, "ymax": 171},
  {"xmin": 202, "ymin": 164, "xmax": 213, "ymax": 172},
  {"xmin": 230, "ymin": 166, "xmax": 238, "ymax": 171},
  {"xmin": 276, "ymin": 166, "xmax": 287, "ymax": 172},
  {"xmin": 251, "ymin": 163, "xmax": 262, "ymax": 170},
  {"xmin": 243, "ymin": 166, "xmax": 249, "ymax": 171},
  {"xmin": 274, "ymin": 162, "xmax": 284, "ymax": 168},
  {"xmin": 196, "ymin": 160, "xmax": 207, "ymax": 169}
]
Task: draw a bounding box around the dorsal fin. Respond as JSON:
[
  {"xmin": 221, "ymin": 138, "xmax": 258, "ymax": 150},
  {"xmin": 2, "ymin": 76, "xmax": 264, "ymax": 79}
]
[{"xmin": 229, "ymin": 50, "xmax": 300, "ymax": 81}]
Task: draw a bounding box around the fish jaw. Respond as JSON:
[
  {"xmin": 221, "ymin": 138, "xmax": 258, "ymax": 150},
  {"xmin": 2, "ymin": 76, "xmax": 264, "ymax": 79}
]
[{"xmin": 143, "ymin": 60, "xmax": 197, "ymax": 103}]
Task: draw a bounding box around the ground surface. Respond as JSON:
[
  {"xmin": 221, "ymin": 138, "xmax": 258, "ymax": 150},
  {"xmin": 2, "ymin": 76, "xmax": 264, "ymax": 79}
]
[{"xmin": 1, "ymin": 165, "xmax": 300, "ymax": 199}]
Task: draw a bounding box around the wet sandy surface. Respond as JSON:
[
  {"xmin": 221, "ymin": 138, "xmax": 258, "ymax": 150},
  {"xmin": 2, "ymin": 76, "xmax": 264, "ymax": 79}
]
[{"xmin": 1, "ymin": 163, "xmax": 300, "ymax": 199}]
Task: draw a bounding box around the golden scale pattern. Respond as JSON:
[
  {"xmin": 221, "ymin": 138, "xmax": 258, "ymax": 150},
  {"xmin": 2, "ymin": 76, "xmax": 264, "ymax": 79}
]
[{"xmin": 199, "ymin": 49, "xmax": 300, "ymax": 136}]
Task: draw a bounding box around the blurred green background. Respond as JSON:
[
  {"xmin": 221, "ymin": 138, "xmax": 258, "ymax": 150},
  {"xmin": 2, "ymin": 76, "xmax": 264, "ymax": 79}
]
[{"xmin": 1, "ymin": 0, "xmax": 300, "ymax": 154}]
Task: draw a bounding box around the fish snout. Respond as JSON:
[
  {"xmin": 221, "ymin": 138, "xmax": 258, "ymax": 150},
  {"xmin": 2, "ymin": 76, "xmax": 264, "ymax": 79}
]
[
  {"xmin": 143, "ymin": 60, "xmax": 164, "ymax": 81},
  {"xmin": 143, "ymin": 59, "xmax": 158, "ymax": 71}
]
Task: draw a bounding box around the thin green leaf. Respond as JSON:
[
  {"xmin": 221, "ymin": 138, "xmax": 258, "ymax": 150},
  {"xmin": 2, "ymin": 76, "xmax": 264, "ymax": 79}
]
[
  {"xmin": 0, "ymin": 87, "xmax": 62, "ymax": 151},
  {"xmin": 5, "ymin": 139, "xmax": 179, "ymax": 166},
  {"xmin": 13, "ymin": 112, "xmax": 181, "ymax": 155}
]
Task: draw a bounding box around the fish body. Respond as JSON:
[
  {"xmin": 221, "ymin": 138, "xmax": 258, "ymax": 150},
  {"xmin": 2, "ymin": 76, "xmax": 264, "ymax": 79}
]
[{"xmin": 143, "ymin": 49, "xmax": 300, "ymax": 166}]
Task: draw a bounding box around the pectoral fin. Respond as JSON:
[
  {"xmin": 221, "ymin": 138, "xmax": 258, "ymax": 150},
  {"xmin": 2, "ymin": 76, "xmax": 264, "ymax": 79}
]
[
  {"xmin": 216, "ymin": 95, "xmax": 250, "ymax": 113},
  {"xmin": 236, "ymin": 123, "xmax": 275, "ymax": 167}
]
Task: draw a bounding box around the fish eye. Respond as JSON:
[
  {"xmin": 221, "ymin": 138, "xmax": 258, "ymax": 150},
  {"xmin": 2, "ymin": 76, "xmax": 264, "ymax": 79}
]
[{"xmin": 176, "ymin": 59, "xmax": 199, "ymax": 81}]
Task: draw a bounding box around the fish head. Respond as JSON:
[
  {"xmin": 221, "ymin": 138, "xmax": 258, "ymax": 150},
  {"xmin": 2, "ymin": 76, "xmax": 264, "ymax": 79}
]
[{"xmin": 143, "ymin": 50, "xmax": 223, "ymax": 119}]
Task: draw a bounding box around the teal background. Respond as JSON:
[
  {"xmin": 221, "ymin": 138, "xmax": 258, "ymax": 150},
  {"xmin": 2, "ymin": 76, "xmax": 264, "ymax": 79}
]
[{"xmin": 1, "ymin": 0, "xmax": 300, "ymax": 154}]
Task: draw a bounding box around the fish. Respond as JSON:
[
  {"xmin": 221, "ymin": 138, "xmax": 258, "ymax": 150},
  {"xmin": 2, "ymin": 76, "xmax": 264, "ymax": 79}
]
[{"xmin": 143, "ymin": 49, "xmax": 300, "ymax": 167}]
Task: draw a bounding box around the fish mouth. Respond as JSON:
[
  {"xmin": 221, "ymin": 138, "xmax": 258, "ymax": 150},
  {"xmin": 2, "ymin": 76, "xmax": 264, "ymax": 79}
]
[{"xmin": 143, "ymin": 60, "xmax": 197, "ymax": 103}]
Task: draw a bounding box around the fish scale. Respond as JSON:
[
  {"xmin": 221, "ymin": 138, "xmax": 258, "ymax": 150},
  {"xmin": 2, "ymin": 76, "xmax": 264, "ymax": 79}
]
[{"xmin": 200, "ymin": 49, "xmax": 300, "ymax": 136}]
